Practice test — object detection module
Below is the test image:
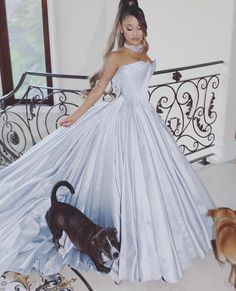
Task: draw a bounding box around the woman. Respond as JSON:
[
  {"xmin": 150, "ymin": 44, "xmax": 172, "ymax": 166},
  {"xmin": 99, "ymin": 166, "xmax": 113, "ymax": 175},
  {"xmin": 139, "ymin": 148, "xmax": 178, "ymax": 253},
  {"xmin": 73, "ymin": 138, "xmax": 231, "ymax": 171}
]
[{"xmin": 0, "ymin": 0, "xmax": 215, "ymax": 283}]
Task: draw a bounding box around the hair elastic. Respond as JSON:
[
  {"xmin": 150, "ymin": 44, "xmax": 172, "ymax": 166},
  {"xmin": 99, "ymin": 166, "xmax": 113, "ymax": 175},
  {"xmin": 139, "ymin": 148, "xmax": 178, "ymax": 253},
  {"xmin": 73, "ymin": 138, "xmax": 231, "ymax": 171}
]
[{"xmin": 127, "ymin": 1, "xmax": 138, "ymax": 7}]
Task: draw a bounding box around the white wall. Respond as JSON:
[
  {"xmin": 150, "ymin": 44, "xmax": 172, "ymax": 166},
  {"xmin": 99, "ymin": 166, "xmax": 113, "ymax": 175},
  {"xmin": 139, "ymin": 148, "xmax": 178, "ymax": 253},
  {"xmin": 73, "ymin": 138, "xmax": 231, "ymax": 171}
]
[
  {"xmin": 47, "ymin": 0, "xmax": 236, "ymax": 162},
  {"xmin": 220, "ymin": 1, "xmax": 236, "ymax": 161},
  {"xmin": 48, "ymin": 0, "xmax": 234, "ymax": 71},
  {"xmin": 48, "ymin": 0, "xmax": 109, "ymax": 75},
  {"xmin": 145, "ymin": 0, "xmax": 233, "ymax": 67}
]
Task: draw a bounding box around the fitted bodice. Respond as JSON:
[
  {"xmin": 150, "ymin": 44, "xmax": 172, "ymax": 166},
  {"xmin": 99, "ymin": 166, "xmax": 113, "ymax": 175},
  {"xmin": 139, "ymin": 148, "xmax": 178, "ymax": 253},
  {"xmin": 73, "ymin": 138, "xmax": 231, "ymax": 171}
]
[{"xmin": 111, "ymin": 60, "xmax": 156, "ymax": 102}]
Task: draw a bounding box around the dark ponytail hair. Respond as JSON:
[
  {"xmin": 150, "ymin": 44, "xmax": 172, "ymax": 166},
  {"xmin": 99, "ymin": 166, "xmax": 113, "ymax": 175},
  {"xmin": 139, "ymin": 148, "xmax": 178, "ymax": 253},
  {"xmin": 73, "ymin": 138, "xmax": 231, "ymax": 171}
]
[
  {"xmin": 116, "ymin": 0, "xmax": 148, "ymax": 50},
  {"xmin": 87, "ymin": 0, "xmax": 148, "ymax": 92}
]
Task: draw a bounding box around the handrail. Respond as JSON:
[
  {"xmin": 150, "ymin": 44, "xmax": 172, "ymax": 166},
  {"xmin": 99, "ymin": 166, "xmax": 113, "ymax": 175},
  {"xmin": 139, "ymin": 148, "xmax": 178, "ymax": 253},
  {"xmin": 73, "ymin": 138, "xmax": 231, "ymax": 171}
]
[
  {"xmin": 23, "ymin": 71, "xmax": 88, "ymax": 79},
  {"xmin": 0, "ymin": 60, "xmax": 224, "ymax": 101},
  {"xmin": 0, "ymin": 71, "xmax": 88, "ymax": 102},
  {"xmin": 0, "ymin": 60, "xmax": 224, "ymax": 167},
  {"xmin": 153, "ymin": 60, "xmax": 224, "ymax": 75}
]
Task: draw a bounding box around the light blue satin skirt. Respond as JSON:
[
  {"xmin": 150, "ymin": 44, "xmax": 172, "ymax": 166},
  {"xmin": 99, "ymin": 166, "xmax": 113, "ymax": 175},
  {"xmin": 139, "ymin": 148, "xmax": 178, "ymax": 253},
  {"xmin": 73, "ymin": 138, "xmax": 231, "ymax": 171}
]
[{"xmin": 0, "ymin": 97, "xmax": 215, "ymax": 283}]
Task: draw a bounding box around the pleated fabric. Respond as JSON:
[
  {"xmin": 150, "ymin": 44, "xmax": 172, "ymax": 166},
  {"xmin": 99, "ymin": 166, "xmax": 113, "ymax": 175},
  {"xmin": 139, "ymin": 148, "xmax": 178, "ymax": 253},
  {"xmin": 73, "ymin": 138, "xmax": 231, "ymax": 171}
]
[{"xmin": 0, "ymin": 60, "xmax": 215, "ymax": 283}]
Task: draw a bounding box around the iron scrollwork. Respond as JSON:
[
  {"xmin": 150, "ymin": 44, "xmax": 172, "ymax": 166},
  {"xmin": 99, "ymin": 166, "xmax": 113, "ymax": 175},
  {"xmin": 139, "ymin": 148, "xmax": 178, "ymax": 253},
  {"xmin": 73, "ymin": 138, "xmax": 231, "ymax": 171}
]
[
  {"xmin": 0, "ymin": 74, "xmax": 84, "ymax": 168},
  {"xmin": 0, "ymin": 63, "xmax": 222, "ymax": 168},
  {"xmin": 150, "ymin": 74, "xmax": 219, "ymax": 156}
]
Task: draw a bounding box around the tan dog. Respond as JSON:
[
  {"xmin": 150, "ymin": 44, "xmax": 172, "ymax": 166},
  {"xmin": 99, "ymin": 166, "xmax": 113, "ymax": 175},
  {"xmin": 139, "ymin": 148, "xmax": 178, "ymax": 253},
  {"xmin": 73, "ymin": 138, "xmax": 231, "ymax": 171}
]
[{"xmin": 208, "ymin": 207, "xmax": 236, "ymax": 288}]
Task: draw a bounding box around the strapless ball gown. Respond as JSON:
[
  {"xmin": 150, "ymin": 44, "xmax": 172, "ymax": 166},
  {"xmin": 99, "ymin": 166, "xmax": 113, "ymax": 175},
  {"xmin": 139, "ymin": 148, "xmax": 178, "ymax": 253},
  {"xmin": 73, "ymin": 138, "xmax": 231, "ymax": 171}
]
[{"xmin": 0, "ymin": 60, "xmax": 215, "ymax": 283}]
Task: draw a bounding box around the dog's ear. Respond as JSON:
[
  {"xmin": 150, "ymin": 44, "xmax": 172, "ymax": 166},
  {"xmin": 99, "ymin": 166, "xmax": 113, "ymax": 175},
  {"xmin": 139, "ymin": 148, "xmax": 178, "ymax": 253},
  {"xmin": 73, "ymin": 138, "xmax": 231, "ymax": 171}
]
[
  {"xmin": 111, "ymin": 228, "xmax": 117, "ymax": 235},
  {"xmin": 207, "ymin": 209, "xmax": 216, "ymax": 217},
  {"xmin": 90, "ymin": 237, "xmax": 96, "ymax": 246},
  {"xmin": 107, "ymin": 227, "xmax": 118, "ymax": 236}
]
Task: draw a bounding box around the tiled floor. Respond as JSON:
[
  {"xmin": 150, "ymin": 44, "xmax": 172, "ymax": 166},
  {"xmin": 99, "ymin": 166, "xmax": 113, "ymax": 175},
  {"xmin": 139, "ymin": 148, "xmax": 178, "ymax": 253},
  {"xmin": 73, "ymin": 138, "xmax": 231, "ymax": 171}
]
[{"xmin": 1, "ymin": 159, "xmax": 235, "ymax": 291}]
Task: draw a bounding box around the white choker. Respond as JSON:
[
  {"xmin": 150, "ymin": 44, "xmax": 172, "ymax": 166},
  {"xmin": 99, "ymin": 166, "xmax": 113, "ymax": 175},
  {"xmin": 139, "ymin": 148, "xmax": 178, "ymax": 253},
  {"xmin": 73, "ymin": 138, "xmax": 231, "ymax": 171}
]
[{"xmin": 124, "ymin": 42, "xmax": 143, "ymax": 53}]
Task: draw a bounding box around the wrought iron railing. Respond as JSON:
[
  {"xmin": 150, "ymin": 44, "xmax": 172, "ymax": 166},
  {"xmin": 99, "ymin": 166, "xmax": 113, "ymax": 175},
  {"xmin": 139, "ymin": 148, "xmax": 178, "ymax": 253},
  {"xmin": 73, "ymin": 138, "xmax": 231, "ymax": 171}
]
[{"xmin": 0, "ymin": 60, "xmax": 223, "ymax": 168}]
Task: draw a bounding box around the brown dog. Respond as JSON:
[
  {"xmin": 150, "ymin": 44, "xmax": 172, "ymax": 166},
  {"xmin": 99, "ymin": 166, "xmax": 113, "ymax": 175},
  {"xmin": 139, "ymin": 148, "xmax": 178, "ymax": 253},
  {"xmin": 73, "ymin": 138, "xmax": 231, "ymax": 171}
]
[
  {"xmin": 208, "ymin": 207, "xmax": 236, "ymax": 288},
  {"xmin": 45, "ymin": 181, "xmax": 120, "ymax": 273}
]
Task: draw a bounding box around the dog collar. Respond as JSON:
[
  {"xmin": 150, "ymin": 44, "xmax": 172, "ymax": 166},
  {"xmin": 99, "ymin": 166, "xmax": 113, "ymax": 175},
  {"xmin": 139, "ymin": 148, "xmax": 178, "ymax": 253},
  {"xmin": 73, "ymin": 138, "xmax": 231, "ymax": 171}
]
[
  {"xmin": 88, "ymin": 227, "xmax": 105, "ymax": 244},
  {"xmin": 215, "ymin": 216, "xmax": 236, "ymax": 224}
]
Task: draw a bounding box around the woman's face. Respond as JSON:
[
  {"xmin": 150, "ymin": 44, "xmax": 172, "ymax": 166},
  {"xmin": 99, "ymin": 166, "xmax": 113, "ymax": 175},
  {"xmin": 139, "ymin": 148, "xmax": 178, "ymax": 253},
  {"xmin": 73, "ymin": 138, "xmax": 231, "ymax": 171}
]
[{"xmin": 120, "ymin": 15, "xmax": 144, "ymax": 46}]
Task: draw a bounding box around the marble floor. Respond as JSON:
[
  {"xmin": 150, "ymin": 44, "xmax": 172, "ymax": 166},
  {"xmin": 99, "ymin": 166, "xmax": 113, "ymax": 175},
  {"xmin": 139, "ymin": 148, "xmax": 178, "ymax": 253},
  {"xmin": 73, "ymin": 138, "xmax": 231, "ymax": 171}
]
[{"xmin": 1, "ymin": 159, "xmax": 235, "ymax": 291}]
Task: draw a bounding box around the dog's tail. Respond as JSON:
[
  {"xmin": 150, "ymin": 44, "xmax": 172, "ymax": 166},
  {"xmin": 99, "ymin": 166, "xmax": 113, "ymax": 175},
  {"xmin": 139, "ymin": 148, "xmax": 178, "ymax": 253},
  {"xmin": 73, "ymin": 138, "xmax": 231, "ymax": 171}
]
[{"xmin": 51, "ymin": 180, "xmax": 75, "ymax": 205}]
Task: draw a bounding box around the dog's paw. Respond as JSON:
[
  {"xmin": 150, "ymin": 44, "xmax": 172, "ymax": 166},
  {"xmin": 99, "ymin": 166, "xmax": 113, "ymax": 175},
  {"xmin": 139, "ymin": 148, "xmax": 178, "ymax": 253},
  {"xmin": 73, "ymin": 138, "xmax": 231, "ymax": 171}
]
[
  {"xmin": 58, "ymin": 247, "xmax": 66, "ymax": 257},
  {"xmin": 102, "ymin": 266, "xmax": 111, "ymax": 274},
  {"xmin": 97, "ymin": 266, "xmax": 111, "ymax": 274},
  {"xmin": 228, "ymin": 278, "xmax": 236, "ymax": 289},
  {"xmin": 59, "ymin": 238, "xmax": 65, "ymax": 247},
  {"xmin": 217, "ymin": 252, "xmax": 226, "ymax": 265},
  {"xmin": 53, "ymin": 239, "xmax": 62, "ymax": 251},
  {"xmin": 218, "ymin": 260, "xmax": 226, "ymax": 267}
]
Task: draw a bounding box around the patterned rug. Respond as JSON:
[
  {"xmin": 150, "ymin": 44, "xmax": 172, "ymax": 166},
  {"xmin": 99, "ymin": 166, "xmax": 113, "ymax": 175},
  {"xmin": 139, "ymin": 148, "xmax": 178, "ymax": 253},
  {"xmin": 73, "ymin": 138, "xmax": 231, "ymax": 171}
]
[{"xmin": 0, "ymin": 266, "xmax": 94, "ymax": 291}]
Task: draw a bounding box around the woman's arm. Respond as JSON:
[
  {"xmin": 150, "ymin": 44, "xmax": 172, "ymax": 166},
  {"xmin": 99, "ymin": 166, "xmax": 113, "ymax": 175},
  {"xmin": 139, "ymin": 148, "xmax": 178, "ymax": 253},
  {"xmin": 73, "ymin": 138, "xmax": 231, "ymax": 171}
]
[{"xmin": 59, "ymin": 53, "xmax": 118, "ymax": 127}]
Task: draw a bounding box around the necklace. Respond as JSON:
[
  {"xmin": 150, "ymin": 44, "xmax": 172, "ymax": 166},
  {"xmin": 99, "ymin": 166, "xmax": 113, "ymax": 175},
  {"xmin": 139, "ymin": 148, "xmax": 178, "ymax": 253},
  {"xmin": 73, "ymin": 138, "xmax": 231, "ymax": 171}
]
[{"xmin": 124, "ymin": 42, "xmax": 143, "ymax": 53}]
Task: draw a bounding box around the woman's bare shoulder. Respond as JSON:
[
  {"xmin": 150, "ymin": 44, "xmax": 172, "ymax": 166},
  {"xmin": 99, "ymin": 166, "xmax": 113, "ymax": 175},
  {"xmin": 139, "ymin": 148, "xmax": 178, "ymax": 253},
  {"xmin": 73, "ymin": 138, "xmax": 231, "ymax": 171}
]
[
  {"xmin": 106, "ymin": 49, "xmax": 152, "ymax": 67},
  {"xmin": 105, "ymin": 50, "xmax": 126, "ymax": 67}
]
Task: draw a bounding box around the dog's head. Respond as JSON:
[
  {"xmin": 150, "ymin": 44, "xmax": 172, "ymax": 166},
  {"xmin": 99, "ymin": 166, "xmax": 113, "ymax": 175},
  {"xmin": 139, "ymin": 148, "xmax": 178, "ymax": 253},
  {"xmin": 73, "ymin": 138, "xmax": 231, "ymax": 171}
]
[
  {"xmin": 207, "ymin": 207, "xmax": 236, "ymax": 224},
  {"xmin": 90, "ymin": 227, "xmax": 120, "ymax": 261}
]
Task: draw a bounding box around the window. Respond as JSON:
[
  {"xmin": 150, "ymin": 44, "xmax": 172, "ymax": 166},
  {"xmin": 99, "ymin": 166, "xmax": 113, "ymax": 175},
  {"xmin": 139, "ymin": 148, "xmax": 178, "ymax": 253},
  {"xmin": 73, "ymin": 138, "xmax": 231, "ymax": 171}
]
[{"xmin": 0, "ymin": 0, "xmax": 52, "ymax": 104}]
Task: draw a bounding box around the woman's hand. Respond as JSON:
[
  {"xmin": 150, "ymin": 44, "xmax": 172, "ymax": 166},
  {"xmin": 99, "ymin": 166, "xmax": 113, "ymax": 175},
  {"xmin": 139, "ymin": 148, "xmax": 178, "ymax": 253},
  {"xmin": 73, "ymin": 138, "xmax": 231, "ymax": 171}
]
[{"xmin": 58, "ymin": 114, "xmax": 79, "ymax": 127}]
